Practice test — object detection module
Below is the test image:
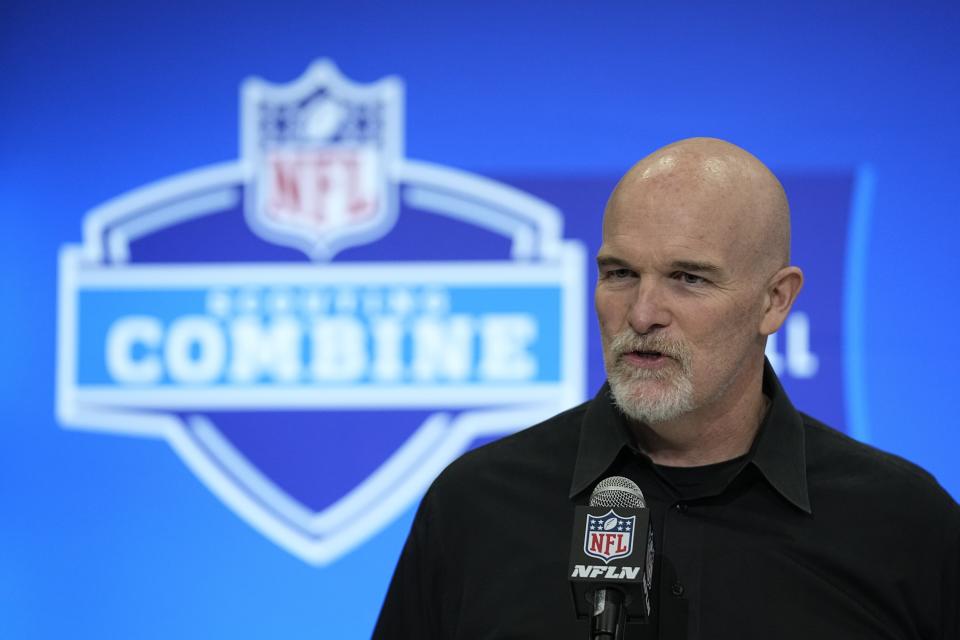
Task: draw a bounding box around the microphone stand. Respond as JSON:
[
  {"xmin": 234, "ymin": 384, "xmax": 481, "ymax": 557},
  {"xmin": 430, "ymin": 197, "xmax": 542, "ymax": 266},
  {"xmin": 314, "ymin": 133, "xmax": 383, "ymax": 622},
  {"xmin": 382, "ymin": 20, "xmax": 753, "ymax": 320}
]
[{"xmin": 590, "ymin": 586, "xmax": 627, "ymax": 639}]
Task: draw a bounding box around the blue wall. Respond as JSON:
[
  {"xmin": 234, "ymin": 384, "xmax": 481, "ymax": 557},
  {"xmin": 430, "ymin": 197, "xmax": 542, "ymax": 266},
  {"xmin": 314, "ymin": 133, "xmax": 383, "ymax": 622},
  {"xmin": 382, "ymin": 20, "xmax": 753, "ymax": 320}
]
[{"xmin": 2, "ymin": 2, "xmax": 958, "ymax": 638}]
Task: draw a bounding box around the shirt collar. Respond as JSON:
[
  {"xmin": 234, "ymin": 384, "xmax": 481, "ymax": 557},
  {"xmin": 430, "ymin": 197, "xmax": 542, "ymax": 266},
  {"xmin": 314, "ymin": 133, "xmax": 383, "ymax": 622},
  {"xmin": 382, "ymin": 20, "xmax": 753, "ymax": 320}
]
[
  {"xmin": 569, "ymin": 383, "xmax": 629, "ymax": 500},
  {"xmin": 749, "ymin": 361, "xmax": 811, "ymax": 513},
  {"xmin": 568, "ymin": 359, "xmax": 812, "ymax": 514}
]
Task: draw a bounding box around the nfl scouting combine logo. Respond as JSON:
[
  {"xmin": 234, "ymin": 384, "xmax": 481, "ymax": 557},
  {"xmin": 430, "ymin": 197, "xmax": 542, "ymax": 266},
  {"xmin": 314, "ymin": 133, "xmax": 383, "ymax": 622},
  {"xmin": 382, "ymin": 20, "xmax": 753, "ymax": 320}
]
[{"xmin": 56, "ymin": 60, "xmax": 586, "ymax": 564}]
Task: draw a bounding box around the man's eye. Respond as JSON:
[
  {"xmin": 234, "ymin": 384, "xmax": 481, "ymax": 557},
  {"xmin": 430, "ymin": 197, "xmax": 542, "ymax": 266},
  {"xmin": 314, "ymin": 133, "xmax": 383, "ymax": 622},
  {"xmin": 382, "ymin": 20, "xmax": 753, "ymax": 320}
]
[
  {"xmin": 605, "ymin": 268, "xmax": 633, "ymax": 279},
  {"xmin": 675, "ymin": 272, "xmax": 706, "ymax": 285}
]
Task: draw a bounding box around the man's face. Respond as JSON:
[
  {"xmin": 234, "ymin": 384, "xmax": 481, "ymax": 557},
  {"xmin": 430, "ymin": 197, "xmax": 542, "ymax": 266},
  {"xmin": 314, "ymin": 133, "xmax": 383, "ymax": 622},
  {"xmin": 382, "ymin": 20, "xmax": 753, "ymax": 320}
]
[{"xmin": 595, "ymin": 169, "xmax": 769, "ymax": 425}]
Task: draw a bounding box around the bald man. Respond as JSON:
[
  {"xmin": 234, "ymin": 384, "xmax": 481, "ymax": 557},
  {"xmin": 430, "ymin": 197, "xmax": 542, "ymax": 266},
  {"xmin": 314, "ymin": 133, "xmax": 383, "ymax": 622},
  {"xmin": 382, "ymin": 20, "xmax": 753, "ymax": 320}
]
[{"xmin": 374, "ymin": 139, "xmax": 959, "ymax": 640}]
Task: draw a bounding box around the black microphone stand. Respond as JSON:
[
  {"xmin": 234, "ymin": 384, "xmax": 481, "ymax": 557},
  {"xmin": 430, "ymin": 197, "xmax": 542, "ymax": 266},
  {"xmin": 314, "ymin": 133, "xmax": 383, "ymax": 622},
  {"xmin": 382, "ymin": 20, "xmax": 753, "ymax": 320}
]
[{"xmin": 590, "ymin": 586, "xmax": 627, "ymax": 639}]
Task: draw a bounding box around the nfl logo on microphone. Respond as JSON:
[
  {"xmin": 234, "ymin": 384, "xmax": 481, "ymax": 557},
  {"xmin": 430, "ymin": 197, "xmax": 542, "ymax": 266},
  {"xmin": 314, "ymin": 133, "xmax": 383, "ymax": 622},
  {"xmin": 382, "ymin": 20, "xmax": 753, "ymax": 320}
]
[{"xmin": 584, "ymin": 511, "xmax": 636, "ymax": 563}]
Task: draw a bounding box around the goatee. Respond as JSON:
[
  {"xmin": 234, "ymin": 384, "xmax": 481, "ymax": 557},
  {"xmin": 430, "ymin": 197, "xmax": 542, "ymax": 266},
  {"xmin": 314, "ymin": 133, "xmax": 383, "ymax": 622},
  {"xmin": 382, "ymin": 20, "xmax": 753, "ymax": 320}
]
[{"xmin": 605, "ymin": 330, "xmax": 694, "ymax": 424}]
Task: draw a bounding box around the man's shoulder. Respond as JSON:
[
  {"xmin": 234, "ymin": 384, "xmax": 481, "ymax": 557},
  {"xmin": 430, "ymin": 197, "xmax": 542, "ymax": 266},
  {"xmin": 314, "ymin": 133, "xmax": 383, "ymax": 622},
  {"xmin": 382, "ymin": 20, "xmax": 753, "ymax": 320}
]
[
  {"xmin": 802, "ymin": 412, "xmax": 959, "ymax": 519},
  {"xmin": 427, "ymin": 401, "xmax": 590, "ymax": 504}
]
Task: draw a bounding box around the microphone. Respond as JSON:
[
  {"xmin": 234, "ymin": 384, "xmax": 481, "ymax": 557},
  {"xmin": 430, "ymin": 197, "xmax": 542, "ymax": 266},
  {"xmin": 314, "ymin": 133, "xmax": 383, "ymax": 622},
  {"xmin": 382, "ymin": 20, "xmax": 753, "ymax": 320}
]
[
  {"xmin": 590, "ymin": 476, "xmax": 647, "ymax": 509},
  {"xmin": 568, "ymin": 476, "xmax": 653, "ymax": 640}
]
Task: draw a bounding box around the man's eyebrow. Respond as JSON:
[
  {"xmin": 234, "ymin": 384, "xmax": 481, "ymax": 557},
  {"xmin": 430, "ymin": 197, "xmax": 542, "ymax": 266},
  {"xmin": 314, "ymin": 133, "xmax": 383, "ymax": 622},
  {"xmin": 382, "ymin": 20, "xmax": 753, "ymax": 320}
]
[
  {"xmin": 671, "ymin": 260, "xmax": 723, "ymax": 275},
  {"xmin": 596, "ymin": 255, "xmax": 630, "ymax": 268},
  {"xmin": 596, "ymin": 256, "xmax": 725, "ymax": 276}
]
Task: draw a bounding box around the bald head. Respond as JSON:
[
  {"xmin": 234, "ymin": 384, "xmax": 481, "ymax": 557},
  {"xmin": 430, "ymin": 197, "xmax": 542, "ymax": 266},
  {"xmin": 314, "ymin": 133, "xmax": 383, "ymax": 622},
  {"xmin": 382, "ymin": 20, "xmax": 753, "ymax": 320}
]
[{"xmin": 606, "ymin": 137, "xmax": 791, "ymax": 278}]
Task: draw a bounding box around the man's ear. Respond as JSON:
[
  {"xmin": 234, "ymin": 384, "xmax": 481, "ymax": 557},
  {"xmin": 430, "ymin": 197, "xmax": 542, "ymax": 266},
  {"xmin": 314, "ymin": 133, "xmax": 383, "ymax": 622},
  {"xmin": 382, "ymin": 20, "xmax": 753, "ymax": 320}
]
[{"xmin": 759, "ymin": 266, "xmax": 804, "ymax": 336}]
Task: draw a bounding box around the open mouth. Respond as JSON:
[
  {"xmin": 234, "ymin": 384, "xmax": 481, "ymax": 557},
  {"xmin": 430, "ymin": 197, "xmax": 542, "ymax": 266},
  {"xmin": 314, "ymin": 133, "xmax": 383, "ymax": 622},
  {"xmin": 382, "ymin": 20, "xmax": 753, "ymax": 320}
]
[{"xmin": 626, "ymin": 349, "xmax": 668, "ymax": 361}]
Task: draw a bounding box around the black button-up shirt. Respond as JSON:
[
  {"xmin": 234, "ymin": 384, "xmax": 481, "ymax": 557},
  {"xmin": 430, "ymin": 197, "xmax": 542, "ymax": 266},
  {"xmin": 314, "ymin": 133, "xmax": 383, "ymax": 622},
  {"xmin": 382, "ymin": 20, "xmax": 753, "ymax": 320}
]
[{"xmin": 374, "ymin": 366, "xmax": 960, "ymax": 639}]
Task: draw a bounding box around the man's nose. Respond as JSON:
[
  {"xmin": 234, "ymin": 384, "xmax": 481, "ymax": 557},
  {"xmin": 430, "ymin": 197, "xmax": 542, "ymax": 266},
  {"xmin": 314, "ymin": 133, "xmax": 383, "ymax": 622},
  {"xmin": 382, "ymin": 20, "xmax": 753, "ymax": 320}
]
[{"xmin": 627, "ymin": 280, "xmax": 671, "ymax": 335}]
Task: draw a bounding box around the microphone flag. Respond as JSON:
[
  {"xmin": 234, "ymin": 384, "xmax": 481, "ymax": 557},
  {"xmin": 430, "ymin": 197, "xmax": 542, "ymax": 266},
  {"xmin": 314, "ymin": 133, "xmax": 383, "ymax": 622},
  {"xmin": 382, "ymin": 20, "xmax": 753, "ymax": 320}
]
[{"xmin": 568, "ymin": 505, "xmax": 652, "ymax": 624}]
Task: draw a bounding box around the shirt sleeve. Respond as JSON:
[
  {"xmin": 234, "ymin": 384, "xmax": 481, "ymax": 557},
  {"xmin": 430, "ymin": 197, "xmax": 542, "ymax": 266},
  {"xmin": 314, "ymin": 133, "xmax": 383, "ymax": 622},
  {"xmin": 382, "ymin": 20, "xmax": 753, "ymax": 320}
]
[{"xmin": 372, "ymin": 489, "xmax": 450, "ymax": 640}]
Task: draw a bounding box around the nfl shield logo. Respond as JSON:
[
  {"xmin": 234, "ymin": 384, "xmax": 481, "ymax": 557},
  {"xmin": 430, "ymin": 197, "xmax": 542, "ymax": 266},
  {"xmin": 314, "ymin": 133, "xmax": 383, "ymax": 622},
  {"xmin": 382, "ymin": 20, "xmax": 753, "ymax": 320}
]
[
  {"xmin": 241, "ymin": 60, "xmax": 403, "ymax": 260},
  {"xmin": 584, "ymin": 510, "xmax": 636, "ymax": 563}
]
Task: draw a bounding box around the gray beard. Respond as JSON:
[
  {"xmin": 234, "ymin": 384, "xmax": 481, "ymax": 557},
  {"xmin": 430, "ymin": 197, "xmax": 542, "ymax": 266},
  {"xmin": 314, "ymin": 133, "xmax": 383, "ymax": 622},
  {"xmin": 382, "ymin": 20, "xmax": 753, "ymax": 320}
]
[
  {"xmin": 608, "ymin": 365, "xmax": 694, "ymax": 424},
  {"xmin": 604, "ymin": 331, "xmax": 695, "ymax": 424}
]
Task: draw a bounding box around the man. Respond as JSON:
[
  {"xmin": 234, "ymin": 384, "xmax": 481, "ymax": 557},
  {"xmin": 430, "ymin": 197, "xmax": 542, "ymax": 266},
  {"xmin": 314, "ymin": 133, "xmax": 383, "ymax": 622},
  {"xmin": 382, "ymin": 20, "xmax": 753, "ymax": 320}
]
[{"xmin": 373, "ymin": 138, "xmax": 960, "ymax": 639}]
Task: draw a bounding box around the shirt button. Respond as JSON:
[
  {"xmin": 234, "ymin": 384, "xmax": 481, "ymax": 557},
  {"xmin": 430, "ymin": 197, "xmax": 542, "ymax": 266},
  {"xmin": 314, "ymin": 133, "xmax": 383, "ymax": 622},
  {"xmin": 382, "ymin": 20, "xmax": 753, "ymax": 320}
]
[
  {"xmin": 674, "ymin": 502, "xmax": 688, "ymax": 514},
  {"xmin": 671, "ymin": 581, "xmax": 685, "ymax": 597}
]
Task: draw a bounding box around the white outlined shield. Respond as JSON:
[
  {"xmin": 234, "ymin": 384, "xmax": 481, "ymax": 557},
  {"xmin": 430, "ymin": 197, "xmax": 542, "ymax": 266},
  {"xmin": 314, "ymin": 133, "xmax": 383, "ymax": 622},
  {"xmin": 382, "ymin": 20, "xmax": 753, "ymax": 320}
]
[
  {"xmin": 242, "ymin": 60, "xmax": 403, "ymax": 260},
  {"xmin": 583, "ymin": 510, "xmax": 636, "ymax": 563}
]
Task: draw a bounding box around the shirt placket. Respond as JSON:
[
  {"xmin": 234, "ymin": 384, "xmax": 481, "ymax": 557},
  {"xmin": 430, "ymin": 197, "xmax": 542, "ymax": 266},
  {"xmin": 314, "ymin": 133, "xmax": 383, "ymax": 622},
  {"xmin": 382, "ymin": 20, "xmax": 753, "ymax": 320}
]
[{"xmin": 656, "ymin": 498, "xmax": 703, "ymax": 640}]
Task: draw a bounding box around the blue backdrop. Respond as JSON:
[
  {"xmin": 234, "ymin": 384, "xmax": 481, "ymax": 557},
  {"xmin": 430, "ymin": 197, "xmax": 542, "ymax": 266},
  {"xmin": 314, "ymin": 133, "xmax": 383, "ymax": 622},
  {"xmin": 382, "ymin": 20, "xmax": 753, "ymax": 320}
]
[{"xmin": 2, "ymin": 2, "xmax": 959, "ymax": 638}]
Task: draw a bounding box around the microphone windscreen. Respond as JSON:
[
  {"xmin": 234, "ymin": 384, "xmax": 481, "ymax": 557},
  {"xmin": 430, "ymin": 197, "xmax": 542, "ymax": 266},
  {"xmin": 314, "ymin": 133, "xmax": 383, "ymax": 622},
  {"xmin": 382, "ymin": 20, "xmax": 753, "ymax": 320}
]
[{"xmin": 589, "ymin": 476, "xmax": 646, "ymax": 509}]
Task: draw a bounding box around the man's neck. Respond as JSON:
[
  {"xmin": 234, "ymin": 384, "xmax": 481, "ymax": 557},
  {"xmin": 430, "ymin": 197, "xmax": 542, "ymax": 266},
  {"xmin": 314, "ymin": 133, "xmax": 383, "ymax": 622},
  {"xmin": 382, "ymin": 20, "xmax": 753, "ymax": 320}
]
[{"xmin": 630, "ymin": 368, "xmax": 769, "ymax": 468}]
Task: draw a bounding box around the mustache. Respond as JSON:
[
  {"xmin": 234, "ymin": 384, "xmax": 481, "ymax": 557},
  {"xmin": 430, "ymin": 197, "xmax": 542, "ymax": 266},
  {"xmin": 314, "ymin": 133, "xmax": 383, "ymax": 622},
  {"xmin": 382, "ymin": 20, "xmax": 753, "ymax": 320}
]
[{"xmin": 608, "ymin": 330, "xmax": 690, "ymax": 364}]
